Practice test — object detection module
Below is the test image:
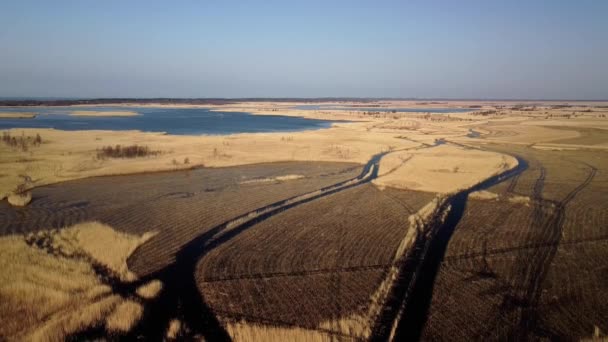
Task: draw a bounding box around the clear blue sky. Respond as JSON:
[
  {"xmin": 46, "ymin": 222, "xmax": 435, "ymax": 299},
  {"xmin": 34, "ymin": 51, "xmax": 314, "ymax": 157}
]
[{"xmin": 1, "ymin": 0, "xmax": 607, "ymax": 99}]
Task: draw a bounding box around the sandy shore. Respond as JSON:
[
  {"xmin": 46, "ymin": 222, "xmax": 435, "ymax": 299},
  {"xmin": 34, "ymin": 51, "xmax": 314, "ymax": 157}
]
[{"xmin": 70, "ymin": 110, "xmax": 139, "ymax": 117}]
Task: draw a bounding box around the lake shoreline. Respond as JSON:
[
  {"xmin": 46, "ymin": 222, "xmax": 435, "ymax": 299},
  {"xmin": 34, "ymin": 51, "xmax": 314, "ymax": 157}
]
[{"xmin": 0, "ymin": 106, "xmax": 338, "ymax": 135}]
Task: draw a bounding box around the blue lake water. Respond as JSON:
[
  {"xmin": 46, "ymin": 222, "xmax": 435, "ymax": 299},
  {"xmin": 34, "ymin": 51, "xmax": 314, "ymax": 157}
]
[
  {"xmin": 0, "ymin": 107, "xmax": 335, "ymax": 135},
  {"xmin": 293, "ymin": 105, "xmax": 473, "ymax": 113}
]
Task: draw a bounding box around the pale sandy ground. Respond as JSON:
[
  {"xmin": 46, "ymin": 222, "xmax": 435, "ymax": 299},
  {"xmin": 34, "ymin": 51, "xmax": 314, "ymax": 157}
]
[
  {"xmin": 469, "ymin": 190, "xmax": 500, "ymax": 200},
  {"xmin": 0, "ymin": 112, "xmax": 37, "ymax": 119},
  {"xmin": 2, "ymin": 100, "xmax": 608, "ymax": 201},
  {"xmin": 70, "ymin": 110, "xmax": 139, "ymax": 117},
  {"xmin": 373, "ymin": 145, "xmax": 518, "ymax": 193}
]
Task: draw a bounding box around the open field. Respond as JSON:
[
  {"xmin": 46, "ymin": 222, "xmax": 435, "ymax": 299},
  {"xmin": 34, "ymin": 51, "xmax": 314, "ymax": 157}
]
[{"xmin": 1, "ymin": 100, "xmax": 608, "ymax": 340}]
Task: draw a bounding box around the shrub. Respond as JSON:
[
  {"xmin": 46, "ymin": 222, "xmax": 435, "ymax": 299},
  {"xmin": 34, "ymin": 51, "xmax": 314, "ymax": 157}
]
[
  {"xmin": 7, "ymin": 176, "xmax": 33, "ymax": 207},
  {"xmin": 8, "ymin": 191, "xmax": 32, "ymax": 207},
  {"xmin": 96, "ymin": 145, "xmax": 159, "ymax": 159},
  {"xmin": 1, "ymin": 131, "xmax": 42, "ymax": 151}
]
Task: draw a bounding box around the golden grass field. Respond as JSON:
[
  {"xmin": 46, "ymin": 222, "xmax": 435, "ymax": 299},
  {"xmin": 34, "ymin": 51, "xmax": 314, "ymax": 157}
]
[
  {"xmin": 373, "ymin": 144, "xmax": 518, "ymax": 193},
  {"xmin": 1, "ymin": 100, "xmax": 608, "ymax": 340}
]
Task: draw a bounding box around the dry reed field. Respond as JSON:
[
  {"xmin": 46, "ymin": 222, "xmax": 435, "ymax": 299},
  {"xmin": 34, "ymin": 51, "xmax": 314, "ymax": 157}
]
[
  {"xmin": 0, "ymin": 148, "xmax": 445, "ymax": 340},
  {"xmin": 0, "ymin": 221, "xmax": 159, "ymax": 341},
  {"xmin": 198, "ymin": 184, "xmax": 436, "ymax": 338},
  {"xmin": 422, "ymin": 145, "xmax": 608, "ymax": 341},
  {"xmin": 0, "ymin": 161, "xmax": 367, "ymax": 340},
  {"xmin": 0, "ymin": 161, "xmax": 361, "ymax": 274}
]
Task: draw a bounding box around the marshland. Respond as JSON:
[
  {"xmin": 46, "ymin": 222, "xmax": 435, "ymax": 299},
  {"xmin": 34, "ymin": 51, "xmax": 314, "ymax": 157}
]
[
  {"xmin": 2, "ymin": 1, "xmax": 607, "ymax": 341},
  {"xmin": 2, "ymin": 99, "xmax": 608, "ymax": 340}
]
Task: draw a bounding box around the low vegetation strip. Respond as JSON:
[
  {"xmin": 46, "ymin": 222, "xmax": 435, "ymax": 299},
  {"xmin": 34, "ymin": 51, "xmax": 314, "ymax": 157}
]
[
  {"xmin": 226, "ymin": 321, "xmax": 338, "ymax": 342},
  {"xmin": 96, "ymin": 144, "xmax": 160, "ymax": 159},
  {"xmin": 239, "ymin": 174, "xmax": 305, "ymax": 184},
  {"xmin": 1, "ymin": 131, "xmax": 42, "ymax": 150}
]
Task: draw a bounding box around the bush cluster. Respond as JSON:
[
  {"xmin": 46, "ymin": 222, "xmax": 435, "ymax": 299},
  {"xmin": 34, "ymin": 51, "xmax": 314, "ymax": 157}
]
[
  {"xmin": 1, "ymin": 132, "xmax": 42, "ymax": 151},
  {"xmin": 96, "ymin": 145, "xmax": 159, "ymax": 159}
]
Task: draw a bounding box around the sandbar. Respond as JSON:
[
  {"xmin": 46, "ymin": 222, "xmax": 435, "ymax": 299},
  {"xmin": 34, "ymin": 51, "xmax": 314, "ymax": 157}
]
[
  {"xmin": 70, "ymin": 110, "xmax": 139, "ymax": 117},
  {"xmin": 0, "ymin": 112, "xmax": 37, "ymax": 119}
]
